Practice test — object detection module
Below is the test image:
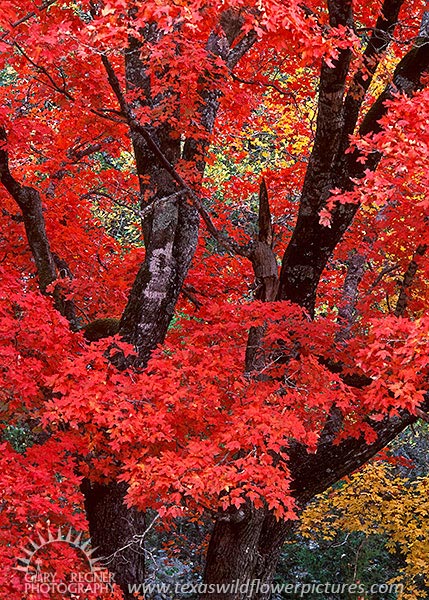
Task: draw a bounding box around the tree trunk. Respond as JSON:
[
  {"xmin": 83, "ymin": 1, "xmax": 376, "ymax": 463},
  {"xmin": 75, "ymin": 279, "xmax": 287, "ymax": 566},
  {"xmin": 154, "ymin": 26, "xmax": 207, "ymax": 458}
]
[
  {"xmin": 202, "ymin": 402, "xmax": 424, "ymax": 599},
  {"xmin": 201, "ymin": 507, "xmax": 292, "ymax": 600},
  {"xmin": 81, "ymin": 480, "xmax": 146, "ymax": 599}
]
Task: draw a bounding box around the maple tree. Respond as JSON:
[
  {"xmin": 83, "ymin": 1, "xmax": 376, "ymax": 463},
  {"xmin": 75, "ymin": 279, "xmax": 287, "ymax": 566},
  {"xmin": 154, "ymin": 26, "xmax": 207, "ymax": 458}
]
[{"xmin": 1, "ymin": 0, "xmax": 429, "ymax": 598}]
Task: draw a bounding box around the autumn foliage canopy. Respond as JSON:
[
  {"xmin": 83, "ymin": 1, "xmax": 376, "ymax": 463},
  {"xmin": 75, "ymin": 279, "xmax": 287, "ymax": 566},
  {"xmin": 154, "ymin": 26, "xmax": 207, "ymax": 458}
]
[{"xmin": 0, "ymin": 0, "xmax": 429, "ymax": 597}]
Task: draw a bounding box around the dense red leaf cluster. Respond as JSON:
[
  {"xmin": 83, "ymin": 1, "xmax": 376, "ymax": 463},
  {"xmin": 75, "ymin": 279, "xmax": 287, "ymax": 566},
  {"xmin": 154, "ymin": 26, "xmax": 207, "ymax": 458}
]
[{"xmin": 1, "ymin": 0, "xmax": 429, "ymax": 597}]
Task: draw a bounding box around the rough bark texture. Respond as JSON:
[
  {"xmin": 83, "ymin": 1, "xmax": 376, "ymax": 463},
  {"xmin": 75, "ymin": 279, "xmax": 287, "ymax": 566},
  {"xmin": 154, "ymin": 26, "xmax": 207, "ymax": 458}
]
[
  {"xmin": 201, "ymin": 506, "xmax": 291, "ymax": 600},
  {"xmin": 119, "ymin": 195, "xmax": 199, "ymax": 365},
  {"xmin": 246, "ymin": 179, "xmax": 279, "ymax": 373},
  {"xmin": 276, "ymin": 0, "xmax": 353, "ymax": 314},
  {"xmin": 0, "ymin": 128, "xmax": 77, "ymax": 327},
  {"xmin": 81, "ymin": 480, "xmax": 146, "ymax": 599},
  {"xmin": 118, "ymin": 11, "xmax": 256, "ymax": 366},
  {"xmin": 337, "ymin": 251, "xmax": 366, "ymax": 341},
  {"xmin": 202, "ymin": 397, "xmax": 427, "ymax": 599},
  {"xmin": 394, "ymin": 244, "xmax": 427, "ymax": 317}
]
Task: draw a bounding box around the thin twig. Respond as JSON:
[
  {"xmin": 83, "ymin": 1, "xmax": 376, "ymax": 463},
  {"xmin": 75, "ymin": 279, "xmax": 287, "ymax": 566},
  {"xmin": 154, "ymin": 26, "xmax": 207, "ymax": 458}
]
[
  {"xmin": 0, "ymin": 0, "xmax": 57, "ymax": 41},
  {"xmin": 182, "ymin": 285, "xmax": 202, "ymax": 310},
  {"xmin": 101, "ymin": 514, "xmax": 160, "ymax": 564},
  {"xmin": 13, "ymin": 41, "xmax": 74, "ymax": 101},
  {"xmin": 231, "ymin": 72, "xmax": 299, "ymax": 107},
  {"xmin": 367, "ymin": 262, "xmax": 400, "ymax": 294}
]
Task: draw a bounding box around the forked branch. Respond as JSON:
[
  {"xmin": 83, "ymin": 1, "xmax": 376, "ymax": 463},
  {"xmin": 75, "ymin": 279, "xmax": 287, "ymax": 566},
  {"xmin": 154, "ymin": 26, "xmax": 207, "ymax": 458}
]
[{"xmin": 101, "ymin": 54, "xmax": 253, "ymax": 259}]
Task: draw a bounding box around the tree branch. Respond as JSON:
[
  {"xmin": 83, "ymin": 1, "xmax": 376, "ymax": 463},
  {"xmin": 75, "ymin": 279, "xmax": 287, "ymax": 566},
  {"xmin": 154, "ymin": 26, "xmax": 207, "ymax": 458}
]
[
  {"xmin": 278, "ymin": 23, "xmax": 429, "ymax": 314},
  {"xmin": 367, "ymin": 262, "xmax": 400, "ymax": 294},
  {"xmin": 394, "ymin": 244, "xmax": 427, "ymax": 317},
  {"xmin": 13, "ymin": 42, "xmax": 74, "ymax": 101},
  {"xmin": 297, "ymin": 0, "xmax": 353, "ymax": 213},
  {"xmin": 101, "ymin": 54, "xmax": 252, "ymax": 259},
  {"xmin": 245, "ymin": 179, "xmax": 279, "ymax": 373},
  {"xmin": 226, "ymin": 29, "xmax": 258, "ymax": 69},
  {"xmin": 415, "ymin": 407, "xmax": 429, "ymax": 424},
  {"xmin": 181, "ymin": 285, "xmax": 203, "ymax": 310},
  {"xmin": 0, "ymin": 0, "xmax": 56, "ymax": 41},
  {"xmin": 289, "ymin": 399, "xmax": 426, "ymax": 505},
  {"xmin": 0, "ymin": 128, "xmax": 78, "ymax": 328},
  {"xmin": 337, "ymin": 251, "xmax": 366, "ymax": 342},
  {"xmin": 341, "ymin": 0, "xmax": 406, "ymax": 143}
]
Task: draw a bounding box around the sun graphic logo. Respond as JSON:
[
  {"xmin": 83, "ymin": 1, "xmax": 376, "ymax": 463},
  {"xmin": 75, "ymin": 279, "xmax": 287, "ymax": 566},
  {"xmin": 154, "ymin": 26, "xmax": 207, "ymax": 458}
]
[{"xmin": 15, "ymin": 526, "xmax": 115, "ymax": 596}]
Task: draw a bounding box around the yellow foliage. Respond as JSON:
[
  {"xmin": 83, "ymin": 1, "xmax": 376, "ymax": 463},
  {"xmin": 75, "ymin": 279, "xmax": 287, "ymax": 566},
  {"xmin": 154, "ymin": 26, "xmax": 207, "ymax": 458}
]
[{"xmin": 300, "ymin": 462, "xmax": 429, "ymax": 599}]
